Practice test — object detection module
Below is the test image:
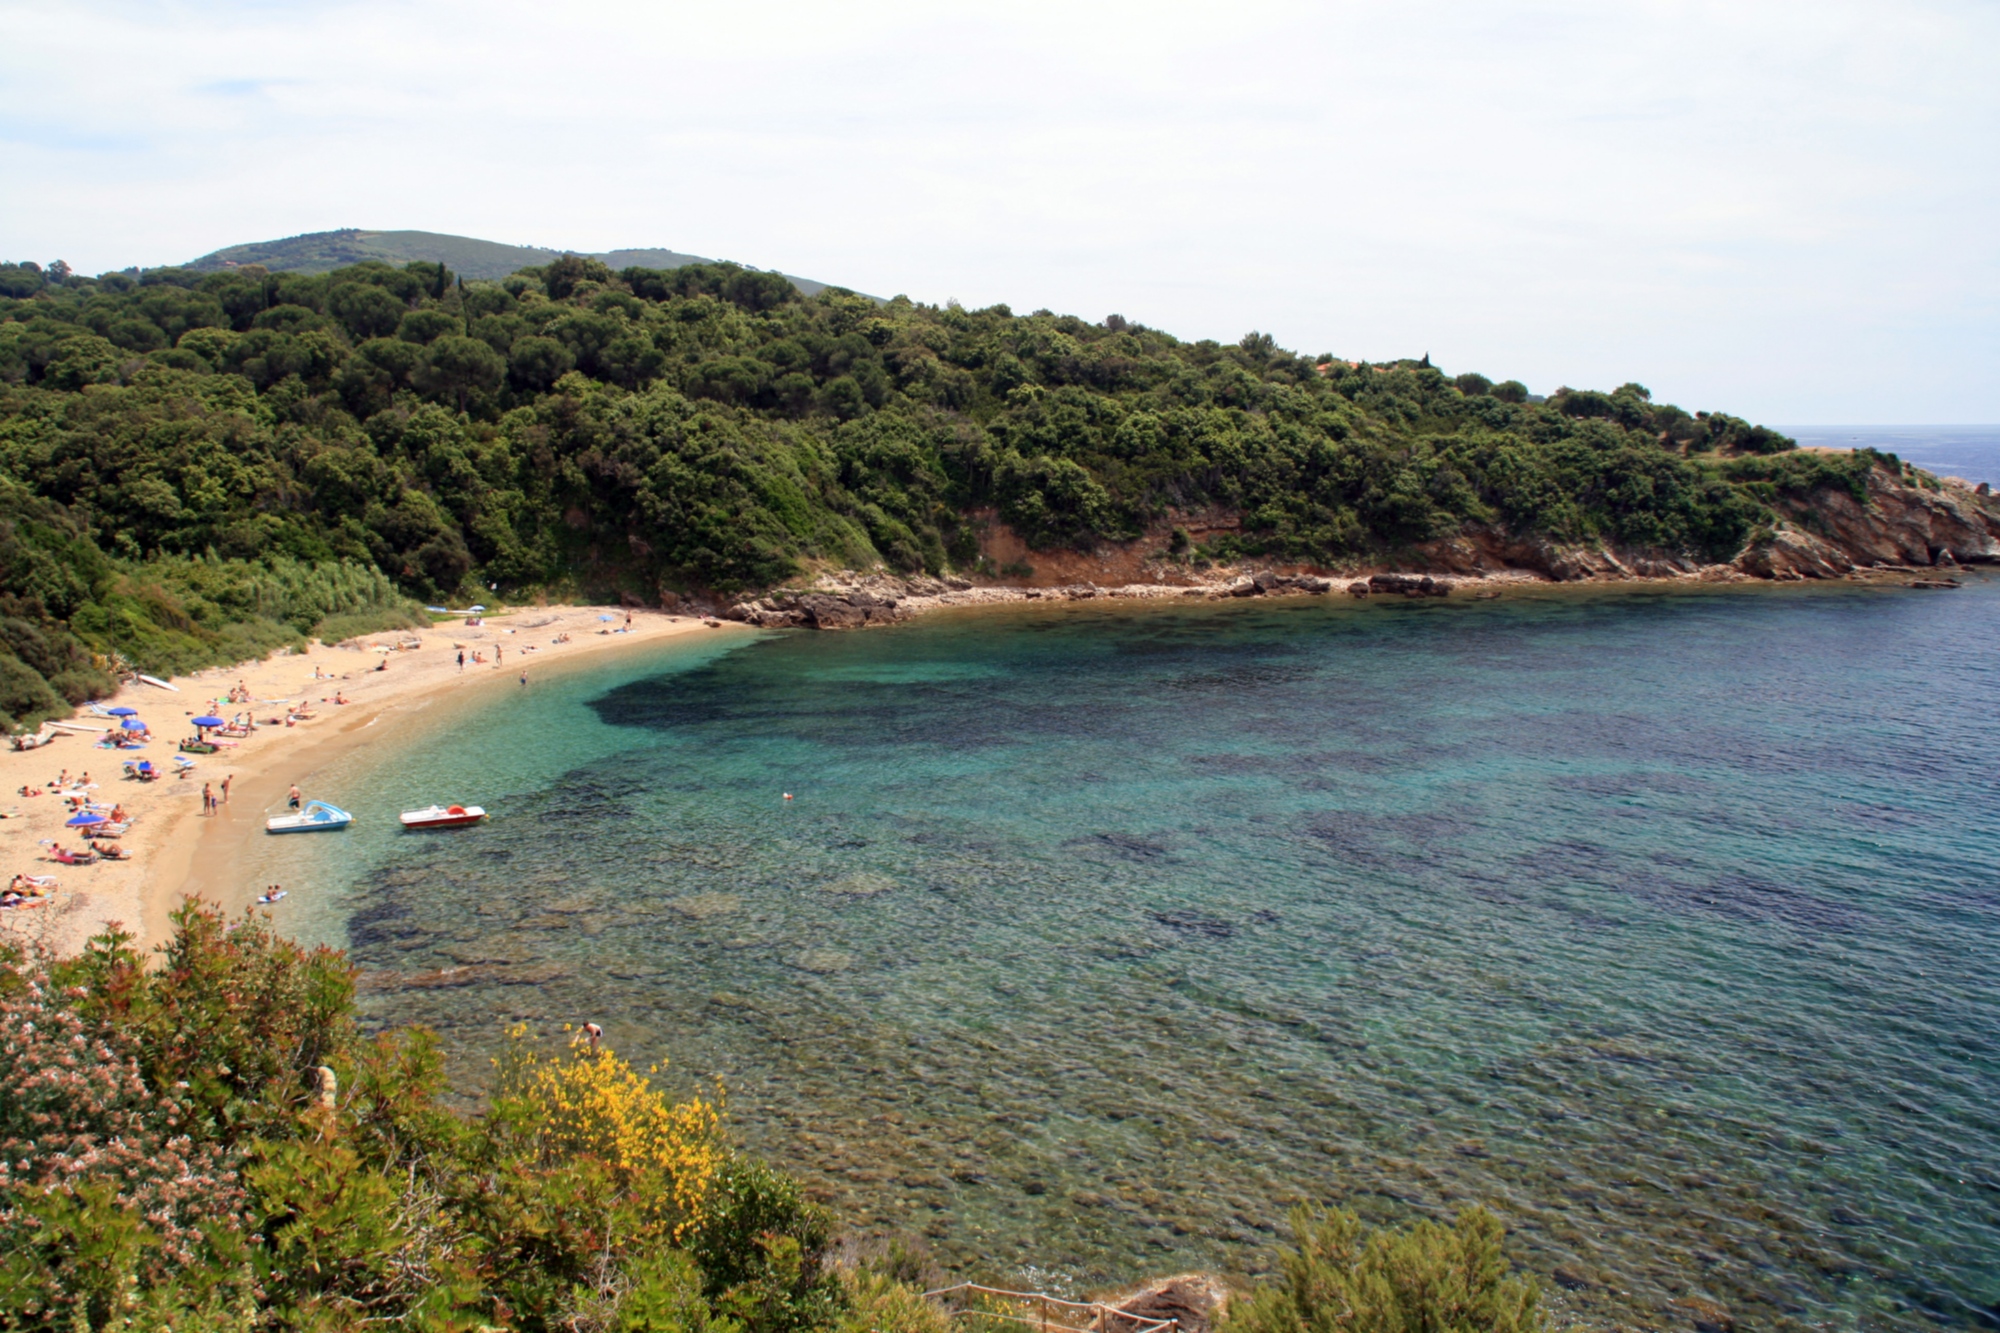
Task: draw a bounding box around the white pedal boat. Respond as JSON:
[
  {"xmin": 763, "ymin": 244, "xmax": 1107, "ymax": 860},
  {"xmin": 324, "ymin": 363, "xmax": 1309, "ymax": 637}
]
[
  {"xmin": 400, "ymin": 803, "xmax": 487, "ymax": 830},
  {"xmin": 266, "ymin": 801, "xmax": 353, "ymax": 834}
]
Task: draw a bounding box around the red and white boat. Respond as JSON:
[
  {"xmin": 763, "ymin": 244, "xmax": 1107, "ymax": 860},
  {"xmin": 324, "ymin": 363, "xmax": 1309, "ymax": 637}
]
[{"xmin": 399, "ymin": 803, "xmax": 487, "ymax": 830}]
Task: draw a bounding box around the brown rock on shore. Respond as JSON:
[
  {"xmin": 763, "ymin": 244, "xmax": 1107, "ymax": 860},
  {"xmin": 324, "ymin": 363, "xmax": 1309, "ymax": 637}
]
[{"xmin": 712, "ymin": 459, "xmax": 1999, "ymax": 632}]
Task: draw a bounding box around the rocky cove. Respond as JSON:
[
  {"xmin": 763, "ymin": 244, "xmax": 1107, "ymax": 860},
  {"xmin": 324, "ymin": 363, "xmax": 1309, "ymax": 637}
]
[
  {"xmin": 720, "ymin": 460, "xmax": 2000, "ymax": 630},
  {"xmin": 313, "ymin": 574, "xmax": 2000, "ymax": 1332}
]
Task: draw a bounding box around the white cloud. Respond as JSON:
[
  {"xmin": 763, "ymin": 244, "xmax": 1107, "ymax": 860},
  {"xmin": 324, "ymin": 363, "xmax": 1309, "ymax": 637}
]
[{"xmin": 1, "ymin": 0, "xmax": 1993, "ymax": 420}]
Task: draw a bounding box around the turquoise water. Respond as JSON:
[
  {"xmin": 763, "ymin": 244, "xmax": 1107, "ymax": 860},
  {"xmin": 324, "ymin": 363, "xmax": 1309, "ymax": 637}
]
[{"xmin": 257, "ymin": 583, "xmax": 2000, "ymax": 1331}]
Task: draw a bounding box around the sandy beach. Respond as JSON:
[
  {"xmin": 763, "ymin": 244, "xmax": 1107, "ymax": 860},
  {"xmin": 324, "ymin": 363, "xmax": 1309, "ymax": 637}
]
[{"xmin": 1, "ymin": 607, "xmax": 745, "ymax": 957}]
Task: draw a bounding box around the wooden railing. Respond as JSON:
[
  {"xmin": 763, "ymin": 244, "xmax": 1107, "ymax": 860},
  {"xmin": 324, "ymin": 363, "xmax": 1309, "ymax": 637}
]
[{"xmin": 923, "ymin": 1285, "xmax": 1178, "ymax": 1333}]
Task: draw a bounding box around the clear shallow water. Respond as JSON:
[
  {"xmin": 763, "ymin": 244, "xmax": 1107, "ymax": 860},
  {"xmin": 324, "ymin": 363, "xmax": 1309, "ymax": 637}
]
[{"xmin": 254, "ymin": 585, "xmax": 2000, "ymax": 1331}]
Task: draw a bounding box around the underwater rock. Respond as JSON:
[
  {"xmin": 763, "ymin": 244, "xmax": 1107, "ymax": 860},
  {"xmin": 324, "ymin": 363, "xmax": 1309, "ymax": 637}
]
[
  {"xmin": 1670, "ymin": 1296, "xmax": 1735, "ymax": 1333},
  {"xmin": 792, "ymin": 948, "xmax": 856, "ymax": 974},
  {"xmin": 1151, "ymin": 909, "xmax": 1236, "ymax": 939},
  {"xmin": 376, "ymin": 962, "xmax": 566, "ymax": 991},
  {"xmin": 667, "ymin": 892, "xmax": 744, "ymax": 920},
  {"xmin": 819, "ymin": 872, "xmax": 898, "ymax": 898},
  {"xmin": 443, "ymin": 941, "xmax": 533, "ymax": 966}
]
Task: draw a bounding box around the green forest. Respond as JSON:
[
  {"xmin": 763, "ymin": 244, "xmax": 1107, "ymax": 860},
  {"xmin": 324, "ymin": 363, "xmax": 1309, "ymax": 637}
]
[{"xmin": 0, "ymin": 253, "xmax": 1870, "ymax": 730}]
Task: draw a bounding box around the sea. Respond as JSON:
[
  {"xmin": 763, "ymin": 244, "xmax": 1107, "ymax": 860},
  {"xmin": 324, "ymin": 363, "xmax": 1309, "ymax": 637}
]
[
  {"xmin": 1779, "ymin": 425, "xmax": 2000, "ymax": 488},
  {"xmin": 237, "ymin": 428, "xmax": 2000, "ymax": 1333}
]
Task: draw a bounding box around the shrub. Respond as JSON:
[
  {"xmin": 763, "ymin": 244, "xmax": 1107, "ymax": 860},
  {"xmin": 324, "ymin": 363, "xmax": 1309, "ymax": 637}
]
[
  {"xmin": 836, "ymin": 1270, "xmax": 953, "ymax": 1333},
  {"xmin": 689, "ymin": 1156, "xmax": 843, "ymax": 1333},
  {"xmin": 1221, "ymin": 1206, "xmax": 1545, "ymax": 1333},
  {"xmin": 0, "ymin": 905, "xmax": 843, "ymax": 1332},
  {"xmin": 494, "ymin": 1027, "xmax": 725, "ymax": 1244}
]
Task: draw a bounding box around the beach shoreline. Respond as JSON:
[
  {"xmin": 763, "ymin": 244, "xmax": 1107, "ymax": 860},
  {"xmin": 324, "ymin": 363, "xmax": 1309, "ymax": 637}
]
[
  {"xmin": 1, "ymin": 607, "xmax": 751, "ymax": 957},
  {"xmin": 9, "ymin": 567, "xmax": 1983, "ymax": 959}
]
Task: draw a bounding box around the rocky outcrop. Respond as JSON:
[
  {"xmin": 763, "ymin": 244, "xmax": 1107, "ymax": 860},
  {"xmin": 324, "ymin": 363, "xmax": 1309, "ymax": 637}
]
[
  {"xmin": 1407, "ymin": 464, "xmax": 2000, "ymax": 585},
  {"xmin": 1747, "ymin": 466, "xmax": 2000, "ymax": 577},
  {"xmin": 1365, "ymin": 572, "xmax": 1452, "ymax": 597},
  {"xmin": 1108, "ymin": 1275, "xmax": 1232, "ymax": 1333},
  {"xmin": 715, "ymin": 464, "xmax": 1998, "ymax": 630},
  {"xmin": 725, "ymin": 573, "xmax": 975, "ymax": 629},
  {"xmin": 1207, "ymin": 572, "xmax": 1333, "ymax": 599},
  {"xmin": 1410, "ymin": 528, "xmax": 1707, "ymax": 582}
]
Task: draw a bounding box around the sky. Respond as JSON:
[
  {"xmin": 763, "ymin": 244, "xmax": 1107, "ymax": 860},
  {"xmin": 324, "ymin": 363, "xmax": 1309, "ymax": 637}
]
[{"xmin": 1, "ymin": 0, "xmax": 1995, "ymax": 423}]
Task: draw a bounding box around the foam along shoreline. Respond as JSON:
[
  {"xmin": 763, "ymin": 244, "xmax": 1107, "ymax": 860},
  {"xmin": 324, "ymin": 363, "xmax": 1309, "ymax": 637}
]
[{"xmin": 1, "ymin": 607, "xmax": 749, "ymax": 956}]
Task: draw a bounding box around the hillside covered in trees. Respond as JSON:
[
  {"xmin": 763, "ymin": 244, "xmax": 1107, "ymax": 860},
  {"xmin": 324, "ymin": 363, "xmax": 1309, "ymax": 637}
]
[{"xmin": 0, "ymin": 251, "xmax": 1868, "ymax": 729}]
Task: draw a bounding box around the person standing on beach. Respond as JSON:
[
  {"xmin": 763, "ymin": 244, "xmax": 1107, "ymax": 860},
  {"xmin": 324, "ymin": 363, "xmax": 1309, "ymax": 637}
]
[
  {"xmin": 457, "ymin": 650, "xmax": 465, "ymax": 671},
  {"xmin": 288, "ymin": 783, "xmax": 301, "ymax": 810},
  {"xmin": 221, "ymin": 773, "xmax": 233, "ymax": 805},
  {"xmin": 202, "ymin": 781, "xmax": 214, "ymax": 815},
  {"xmin": 496, "ymin": 645, "xmax": 503, "ymax": 666}
]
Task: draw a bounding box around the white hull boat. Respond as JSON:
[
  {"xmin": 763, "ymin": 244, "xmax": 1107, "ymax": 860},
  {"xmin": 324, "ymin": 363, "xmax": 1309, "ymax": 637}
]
[
  {"xmin": 400, "ymin": 803, "xmax": 487, "ymax": 830},
  {"xmin": 266, "ymin": 801, "xmax": 353, "ymax": 834}
]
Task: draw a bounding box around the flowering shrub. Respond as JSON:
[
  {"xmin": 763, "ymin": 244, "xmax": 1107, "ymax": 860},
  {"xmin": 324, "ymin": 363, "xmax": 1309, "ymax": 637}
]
[
  {"xmin": 0, "ymin": 904, "xmax": 872, "ymax": 1332},
  {"xmin": 496, "ymin": 1027, "xmax": 724, "ymax": 1244},
  {"xmin": 0, "ymin": 969, "xmax": 249, "ymax": 1327}
]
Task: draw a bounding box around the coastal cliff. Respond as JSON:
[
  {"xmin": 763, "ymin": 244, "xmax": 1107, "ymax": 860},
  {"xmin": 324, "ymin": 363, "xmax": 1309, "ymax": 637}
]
[{"xmin": 724, "ymin": 460, "xmax": 2000, "ymax": 627}]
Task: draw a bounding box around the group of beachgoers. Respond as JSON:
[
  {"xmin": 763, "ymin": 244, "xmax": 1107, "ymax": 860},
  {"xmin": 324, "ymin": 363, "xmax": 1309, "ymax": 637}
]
[
  {"xmin": 2, "ymin": 772, "xmax": 143, "ymax": 904},
  {"xmin": 201, "ymin": 776, "xmax": 235, "ymax": 816},
  {"xmin": 3, "ymin": 873, "xmax": 57, "ymax": 909},
  {"xmin": 19, "ymin": 768, "xmax": 94, "ymax": 796}
]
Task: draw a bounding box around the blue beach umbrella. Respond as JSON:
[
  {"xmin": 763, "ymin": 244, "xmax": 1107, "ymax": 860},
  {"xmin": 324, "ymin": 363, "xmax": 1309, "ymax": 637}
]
[
  {"xmin": 107, "ymin": 706, "xmax": 138, "ymax": 717},
  {"xmin": 192, "ymin": 715, "xmax": 225, "ymax": 729},
  {"xmin": 66, "ymin": 811, "xmax": 105, "ymax": 827},
  {"xmin": 121, "ymin": 718, "xmax": 147, "ymax": 730}
]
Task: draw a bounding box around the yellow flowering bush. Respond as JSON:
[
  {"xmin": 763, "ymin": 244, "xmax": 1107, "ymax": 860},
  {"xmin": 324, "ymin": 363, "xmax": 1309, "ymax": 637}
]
[{"xmin": 496, "ymin": 1026, "xmax": 724, "ymax": 1241}]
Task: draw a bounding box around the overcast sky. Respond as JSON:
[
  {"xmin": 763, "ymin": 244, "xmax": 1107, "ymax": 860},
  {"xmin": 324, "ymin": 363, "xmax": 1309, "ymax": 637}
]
[{"xmin": 2, "ymin": 0, "xmax": 1994, "ymax": 422}]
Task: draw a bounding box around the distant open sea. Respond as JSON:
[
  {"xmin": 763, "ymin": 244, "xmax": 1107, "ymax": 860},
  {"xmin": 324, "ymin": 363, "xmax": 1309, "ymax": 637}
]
[{"xmin": 1780, "ymin": 424, "xmax": 2000, "ymax": 487}]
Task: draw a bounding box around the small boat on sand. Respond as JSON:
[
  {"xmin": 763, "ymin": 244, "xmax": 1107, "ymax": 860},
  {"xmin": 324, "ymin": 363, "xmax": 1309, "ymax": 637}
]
[
  {"xmin": 400, "ymin": 803, "xmax": 487, "ymax": 830},
  {"xmin": 266, "ymin": 801, "xmax": 353, "ymax": 834}
]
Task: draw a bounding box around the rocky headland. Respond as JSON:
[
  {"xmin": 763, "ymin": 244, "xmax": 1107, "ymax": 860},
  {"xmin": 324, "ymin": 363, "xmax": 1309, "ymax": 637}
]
[{"xmin": 721, "ymin": 461, "xmax": 1999, "ymax": 630}]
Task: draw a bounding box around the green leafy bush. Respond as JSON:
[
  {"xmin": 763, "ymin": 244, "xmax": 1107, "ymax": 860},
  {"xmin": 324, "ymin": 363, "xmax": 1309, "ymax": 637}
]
[
  {"xmin": 0, "ymin": 905, "xmax": 849, "ymax": 1333},
  {"xmin": 1222, "ymin": 1206, "xmax": 1545, "ymax": 1333}
]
